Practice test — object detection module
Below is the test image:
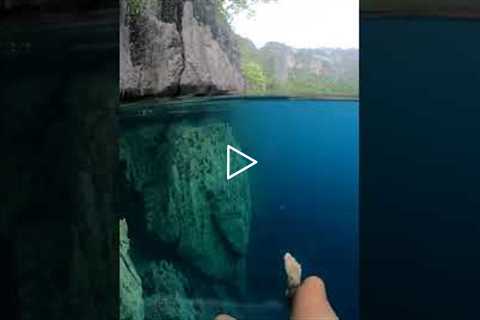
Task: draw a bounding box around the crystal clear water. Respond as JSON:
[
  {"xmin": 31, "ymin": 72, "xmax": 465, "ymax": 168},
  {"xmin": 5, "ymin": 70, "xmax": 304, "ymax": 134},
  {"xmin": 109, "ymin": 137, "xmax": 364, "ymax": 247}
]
[{"xmin": 119, "ymin": 97, "xmax": 358, "ymax": 320}]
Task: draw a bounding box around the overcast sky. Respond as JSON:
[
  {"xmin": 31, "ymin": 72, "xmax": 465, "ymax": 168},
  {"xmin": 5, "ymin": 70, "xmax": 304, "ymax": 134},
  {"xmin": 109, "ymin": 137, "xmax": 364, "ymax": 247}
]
[{"xmin": 231, "ymin": 0, "xmax": 359, "ymax": 49}]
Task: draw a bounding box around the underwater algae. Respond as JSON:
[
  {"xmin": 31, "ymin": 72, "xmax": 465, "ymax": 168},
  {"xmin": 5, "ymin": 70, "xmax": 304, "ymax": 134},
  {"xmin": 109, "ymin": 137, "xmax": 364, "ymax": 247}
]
[{"xmin": 119, "ymin": 118, "xmax": 252, "ymax": 320}]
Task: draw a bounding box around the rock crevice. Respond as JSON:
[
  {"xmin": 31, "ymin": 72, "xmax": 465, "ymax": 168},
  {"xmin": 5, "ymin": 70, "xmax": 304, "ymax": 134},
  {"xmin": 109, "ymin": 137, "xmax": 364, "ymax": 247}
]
[{"xmin": 120, "ymin": 0, "xmax": 245, "ymax": 99}]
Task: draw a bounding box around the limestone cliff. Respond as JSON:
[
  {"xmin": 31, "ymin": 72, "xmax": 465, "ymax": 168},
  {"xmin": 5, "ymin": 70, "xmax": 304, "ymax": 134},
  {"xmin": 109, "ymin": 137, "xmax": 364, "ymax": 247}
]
[
  {"xmin": 119, "ymin": 119, "xmax": 251, "ymax": 285},
  {"xmin": 237, "ymin": 36, "xmax": 359, "ymax": 96},
  {"xmin": 120, "ymin": 0, "xmax": 245, "ymax": 98},
  {"xmin": 118, "ymin": 117, "xmax": 251, "ymax": 319}
]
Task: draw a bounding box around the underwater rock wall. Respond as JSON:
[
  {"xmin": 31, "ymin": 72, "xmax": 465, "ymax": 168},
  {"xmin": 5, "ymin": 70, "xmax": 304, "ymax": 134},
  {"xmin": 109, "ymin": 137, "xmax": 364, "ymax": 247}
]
[
  {"xmin": 141, "ymin": 260, "xmax": 196, "ymax": 320},
  {"xmin": 120, "ymin": 0, "xmax": 245, "ymax": 98},
  {"xmin": 119, "ymin": 118, "xmax": 252, "ymax": 319},
  {"xmin": 120, "ymin": 219, "xmax": 144, "ymax": 320}
]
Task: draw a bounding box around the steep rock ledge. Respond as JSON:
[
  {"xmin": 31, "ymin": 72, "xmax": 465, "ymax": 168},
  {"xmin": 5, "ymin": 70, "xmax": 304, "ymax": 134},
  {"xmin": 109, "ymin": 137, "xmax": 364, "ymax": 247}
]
[
  {"xmin": 120, "ymin": 0, "xmax": 245, "ymax": 99},
  {"xmin": 118, "ymin": 118, "xmax": 251, "ymax": 319},
  {"xmin": 119, "ymin": 120, "xmax": 251, "ymax": 284}
]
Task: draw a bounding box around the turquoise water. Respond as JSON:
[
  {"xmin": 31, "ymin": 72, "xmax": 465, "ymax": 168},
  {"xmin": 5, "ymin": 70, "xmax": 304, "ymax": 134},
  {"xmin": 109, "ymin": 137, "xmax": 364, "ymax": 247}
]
[{"xmin": 119, "ymin": 97, "xmax": 358, "ymax": 320}]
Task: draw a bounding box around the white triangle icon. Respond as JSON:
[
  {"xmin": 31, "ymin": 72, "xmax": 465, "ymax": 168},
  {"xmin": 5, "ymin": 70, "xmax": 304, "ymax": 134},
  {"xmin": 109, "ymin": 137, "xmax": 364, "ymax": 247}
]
[{"xmin": 227, "ymin": 145, "xmax": 258, "ymax": 180}]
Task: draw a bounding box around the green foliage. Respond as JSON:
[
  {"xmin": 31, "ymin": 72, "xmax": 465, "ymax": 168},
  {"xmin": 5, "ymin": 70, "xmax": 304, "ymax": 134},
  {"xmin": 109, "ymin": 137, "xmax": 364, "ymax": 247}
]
[
  {"xmin": 237, "ymin": 36, "xmax": 269, "ymax": 94},
  {"xmin": 282, "ymin": 70, "xmax": 358, "ymax": 97},
  {"xmin": 217, "ymin": 0, "xmax": 278, "ymax": 22},
  {"xmin": 127, "ymin": 0, "xmax": 144, "ymax": 16},
  {"xmin": 237, "ymin": 36, "xmax": 359, "ymax": 97},
  {"xmin": 241, "ymin": 57, "xmax": 358, "ymax": 97},
  {"xmin": 242, "ymin": 62, "xmax": 267, "ymax": 93}
]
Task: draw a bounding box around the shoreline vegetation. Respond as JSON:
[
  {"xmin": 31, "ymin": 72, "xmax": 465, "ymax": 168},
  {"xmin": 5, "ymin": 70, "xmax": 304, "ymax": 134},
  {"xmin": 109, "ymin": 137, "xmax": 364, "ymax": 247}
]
[
  {"xmin": 218, "ymin": 1, "xmax": 358, "ymax": 98},
  {"xmin": 120, "ymin": 0, "xmax": 358, "ymax": 101},
  {"xmin": 237, "ymin": 38, "xmax": 358, "ymax": 97}
]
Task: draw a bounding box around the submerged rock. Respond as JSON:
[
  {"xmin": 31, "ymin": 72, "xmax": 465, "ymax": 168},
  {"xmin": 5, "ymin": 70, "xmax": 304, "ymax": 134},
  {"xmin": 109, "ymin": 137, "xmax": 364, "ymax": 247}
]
[
  {"xmin": 120, "ymin": 120, "xmax": 251, "ymax": 285},
  {"xmin": 142, "ymin": 261, "xmax": 196, "ymax": 320},
  {"xmin": 120, "ymin": 219, "xmax": 144, "ymax": 320}
]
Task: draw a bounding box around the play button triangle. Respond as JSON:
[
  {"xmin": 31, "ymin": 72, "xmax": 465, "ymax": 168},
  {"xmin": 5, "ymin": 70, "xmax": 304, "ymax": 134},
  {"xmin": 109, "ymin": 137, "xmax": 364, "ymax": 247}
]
[{"xmin": 227, "ymin": 145, "xmax": 258, "ymax": 180}]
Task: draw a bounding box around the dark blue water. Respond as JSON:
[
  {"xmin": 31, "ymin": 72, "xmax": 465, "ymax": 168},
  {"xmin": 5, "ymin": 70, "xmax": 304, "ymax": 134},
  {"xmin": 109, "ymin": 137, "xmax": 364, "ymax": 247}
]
[
  {"xmin": 360, "ymin": 18, "xmax": 480, "ymax": 319},
  {"xmin": 120, "ymin": 97, "xmax": 358, "ymax": 319},
  {"xmin": 223, "ymin": 98, "xmax": 358, "ymax": 319}
]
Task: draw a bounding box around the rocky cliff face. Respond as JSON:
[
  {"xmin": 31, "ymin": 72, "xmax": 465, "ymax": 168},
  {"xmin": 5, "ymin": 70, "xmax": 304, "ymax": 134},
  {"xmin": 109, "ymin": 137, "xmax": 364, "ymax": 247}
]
[
  {"xmin": 118, "ymin": 117, "xmax": 251, "ymax": 319},
  {"xmin": 120, "ymin": 0, "xmax": 245, "ymax": 98},
  {"xmin": 260, "ymin": 41, "xmax": 359, "ymax": 93},
  {"xmin": 238, "ymin": 36, "xmax": 359, "ymax": 96},
  {"xmin": 120, "ymin": 119, "xmax": 251, "ymax": 282},
  {"xmin": 259, "ymin": 42, "xmax": 296, "ymax": 83}
]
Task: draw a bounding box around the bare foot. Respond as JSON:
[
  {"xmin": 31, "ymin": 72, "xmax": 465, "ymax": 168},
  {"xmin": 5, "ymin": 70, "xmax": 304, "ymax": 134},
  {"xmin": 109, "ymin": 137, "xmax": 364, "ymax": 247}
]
[
  {"xmin": 284, "ymin": 252, "xmax": 302, "ymax": 298},
  {"xmin": 291, "ymin": 276, "xmax": 338, "ymax": 320}
]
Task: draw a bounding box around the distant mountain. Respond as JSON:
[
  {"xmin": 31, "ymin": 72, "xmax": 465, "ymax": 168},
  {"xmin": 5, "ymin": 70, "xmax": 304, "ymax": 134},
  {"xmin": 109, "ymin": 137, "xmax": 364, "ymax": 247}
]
[{"xmin": 237, "ymin": 36, "xmax": 359, "ymax": 97}]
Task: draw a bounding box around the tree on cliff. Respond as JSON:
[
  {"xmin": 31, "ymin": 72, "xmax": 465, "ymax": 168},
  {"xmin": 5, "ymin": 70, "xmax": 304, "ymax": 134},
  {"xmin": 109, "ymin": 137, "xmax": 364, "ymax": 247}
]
[
  {"xmin": 242, "ymin": 61, "xmax": 267, "ymax": 93},
  {"xmin": 218, "ymin": 0, "xmax": 277, "ymax": 21}
]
